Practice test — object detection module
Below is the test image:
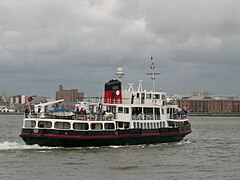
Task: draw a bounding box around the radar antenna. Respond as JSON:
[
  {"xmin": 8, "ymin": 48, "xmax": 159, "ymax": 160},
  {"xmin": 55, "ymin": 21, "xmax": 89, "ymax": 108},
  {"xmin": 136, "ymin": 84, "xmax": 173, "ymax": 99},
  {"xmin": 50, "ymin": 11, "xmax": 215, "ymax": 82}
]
[{"xmin": 146, "ymin": 57, "xmax": 160, "ymax": 91}]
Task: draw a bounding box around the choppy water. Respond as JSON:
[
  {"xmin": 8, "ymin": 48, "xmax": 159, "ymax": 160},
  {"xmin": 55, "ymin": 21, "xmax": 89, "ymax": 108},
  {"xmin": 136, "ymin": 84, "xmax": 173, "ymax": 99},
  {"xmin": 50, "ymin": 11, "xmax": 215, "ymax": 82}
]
[{"xmin": 0, "ymin": 115, "xmax": 239, "ymax": 180}]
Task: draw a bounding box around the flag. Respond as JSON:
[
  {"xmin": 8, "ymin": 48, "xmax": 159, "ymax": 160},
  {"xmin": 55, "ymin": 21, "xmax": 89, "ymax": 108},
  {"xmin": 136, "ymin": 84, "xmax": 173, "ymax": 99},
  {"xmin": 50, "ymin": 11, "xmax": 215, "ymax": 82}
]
[{"xmin": 27, "ymin": 96, "xmax": 33, "ymax": 102}]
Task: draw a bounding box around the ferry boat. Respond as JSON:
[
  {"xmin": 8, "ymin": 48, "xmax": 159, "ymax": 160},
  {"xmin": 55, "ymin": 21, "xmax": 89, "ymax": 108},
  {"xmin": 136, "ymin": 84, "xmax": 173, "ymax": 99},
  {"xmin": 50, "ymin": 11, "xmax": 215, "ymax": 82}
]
[{"xmin": 20, "ymin": 59, "xmax": 191, "ymax": 147}]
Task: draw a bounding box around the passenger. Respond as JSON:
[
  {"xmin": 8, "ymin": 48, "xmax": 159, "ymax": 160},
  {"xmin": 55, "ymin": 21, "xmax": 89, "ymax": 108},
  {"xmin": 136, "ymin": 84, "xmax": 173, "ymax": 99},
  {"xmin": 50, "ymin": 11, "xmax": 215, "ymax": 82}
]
[
  {"xmin": 24, "ymin": 108, "xmax": 29, "ymax": 118},
  {"xmin": 76, "ymin": 107, "xmax": 80, "ymax": 116}
]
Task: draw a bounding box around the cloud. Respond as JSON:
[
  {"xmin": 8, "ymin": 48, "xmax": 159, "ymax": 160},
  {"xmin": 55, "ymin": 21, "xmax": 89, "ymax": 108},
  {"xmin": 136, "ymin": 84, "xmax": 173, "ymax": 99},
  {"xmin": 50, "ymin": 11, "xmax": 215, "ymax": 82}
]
[
  {"xmin": 178, "ymin": 35, "xmax": 222, "ymax": 50},
  {"xmin": 0, "ymin": 0, "xmax": 240, "ymax": 97}
]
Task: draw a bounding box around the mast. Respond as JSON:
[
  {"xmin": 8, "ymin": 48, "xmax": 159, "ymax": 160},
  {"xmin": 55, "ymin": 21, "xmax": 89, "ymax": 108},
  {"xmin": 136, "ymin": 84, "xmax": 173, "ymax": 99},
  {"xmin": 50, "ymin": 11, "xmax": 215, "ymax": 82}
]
[{"xmin": 146, "ymin": 57, "xmax": 160, "ymax": 91}]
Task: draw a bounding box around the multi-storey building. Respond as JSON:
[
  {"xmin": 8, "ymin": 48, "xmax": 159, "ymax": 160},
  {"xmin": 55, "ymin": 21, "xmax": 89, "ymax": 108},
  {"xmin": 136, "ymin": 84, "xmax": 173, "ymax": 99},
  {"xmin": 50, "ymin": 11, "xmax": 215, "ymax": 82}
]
[
  {"xmin": 56, "ymin": 84, "xmax": 84, "ymax": 103},
  {"xmin": 179, "ymin": 99, "xmax": 240, "ymax": 115}
]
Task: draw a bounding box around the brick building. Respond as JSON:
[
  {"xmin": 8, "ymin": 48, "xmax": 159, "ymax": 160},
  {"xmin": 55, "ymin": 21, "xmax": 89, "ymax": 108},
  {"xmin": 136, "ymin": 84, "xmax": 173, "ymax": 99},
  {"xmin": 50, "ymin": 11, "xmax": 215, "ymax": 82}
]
[
  {"xmin": 56, "ymin": 85, "xmax": 84, "ymax": 103},
  {"xmin": 179, "ymin": 99, "xmax": 240, "ymax": 115}
]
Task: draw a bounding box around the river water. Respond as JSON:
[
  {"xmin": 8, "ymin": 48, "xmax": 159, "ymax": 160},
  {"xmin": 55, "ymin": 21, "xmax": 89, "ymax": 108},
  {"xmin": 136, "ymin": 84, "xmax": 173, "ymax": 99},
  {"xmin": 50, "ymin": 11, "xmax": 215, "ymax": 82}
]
[{"xmin": 0, "ymin": 115, "xmax": 239, "ymax": 180}]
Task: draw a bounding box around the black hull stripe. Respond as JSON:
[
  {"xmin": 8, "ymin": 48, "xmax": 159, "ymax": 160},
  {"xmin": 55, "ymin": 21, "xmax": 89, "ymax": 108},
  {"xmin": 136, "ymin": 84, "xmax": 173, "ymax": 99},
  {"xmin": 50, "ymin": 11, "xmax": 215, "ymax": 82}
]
[{"xmin": 20, "ymin": 130, "xmax": 192, "ymax": 139}]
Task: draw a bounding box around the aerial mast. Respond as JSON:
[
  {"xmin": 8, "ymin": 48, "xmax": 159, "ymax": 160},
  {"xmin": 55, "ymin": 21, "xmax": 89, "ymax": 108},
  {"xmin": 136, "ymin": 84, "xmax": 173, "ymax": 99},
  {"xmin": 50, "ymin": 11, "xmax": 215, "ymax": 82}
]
[{"xmin": 146, "ymin": 57, "xmax": 160, "ymax": 91}]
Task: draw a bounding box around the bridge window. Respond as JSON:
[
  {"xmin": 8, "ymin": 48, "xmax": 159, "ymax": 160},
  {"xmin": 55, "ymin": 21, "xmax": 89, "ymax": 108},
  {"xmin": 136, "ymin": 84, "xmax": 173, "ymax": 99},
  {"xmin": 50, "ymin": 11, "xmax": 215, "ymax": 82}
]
[
  {"xmin": 137, "ymin": 93, "xmax": 139, "ymax": 98},
  {"xmin": 153, "ymin": 94, "xmax": 160, "ymax": 99},
  {"xmin": 146, "ymin": 94, "xmax": 152, "ymax": 99}
]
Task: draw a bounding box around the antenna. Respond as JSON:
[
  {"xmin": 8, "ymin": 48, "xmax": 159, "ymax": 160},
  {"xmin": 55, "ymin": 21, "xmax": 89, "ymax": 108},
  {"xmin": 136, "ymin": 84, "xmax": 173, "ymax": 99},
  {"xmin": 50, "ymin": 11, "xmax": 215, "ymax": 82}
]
[
  {"xmin": 146, "ymin": 57, "xmax": 160, "ymax": 91},
  {"xmin": 137, "ymin": 80, "xmax": 143, "ymax": 92},
  {"xmin": 127, "ymin": 83, "xmax": 135, "ymax": 91}
]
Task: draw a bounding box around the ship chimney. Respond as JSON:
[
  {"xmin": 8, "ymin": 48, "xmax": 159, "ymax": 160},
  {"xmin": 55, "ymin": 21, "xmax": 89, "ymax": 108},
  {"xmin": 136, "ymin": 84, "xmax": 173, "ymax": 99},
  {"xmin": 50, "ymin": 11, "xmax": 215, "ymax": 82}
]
[{"xmin": 116, "ymin": 67, "xmax": 124, "ymax": 82}]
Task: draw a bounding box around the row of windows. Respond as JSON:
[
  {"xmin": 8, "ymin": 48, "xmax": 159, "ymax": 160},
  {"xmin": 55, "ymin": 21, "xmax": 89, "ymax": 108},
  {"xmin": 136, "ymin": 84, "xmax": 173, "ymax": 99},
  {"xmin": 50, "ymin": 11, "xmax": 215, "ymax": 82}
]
[
  {"xmin": 118, "ymin": 107, "xmax": 129, "ymax": 114},
  {"xmin": 136, "ymin": 93, "xmax": 165, "ymax": 100},
  {"xmin": 25, "ymin": 120, "xmax": 115, "ymax": 130},
  {"xmin": 118, "ymin": 107, "xmax": 165, "ymax": 115},
  {"xmin": 133, "ymin": 122, "xmax": 165, "ymax": 129}
]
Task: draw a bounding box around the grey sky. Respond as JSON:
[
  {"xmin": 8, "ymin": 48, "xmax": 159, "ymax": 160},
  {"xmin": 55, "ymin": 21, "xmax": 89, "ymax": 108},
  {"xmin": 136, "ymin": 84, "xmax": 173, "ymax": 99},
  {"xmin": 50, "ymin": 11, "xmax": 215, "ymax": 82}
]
[{"xmin": 1, "ymin": 0, "xmax": 240, "ymax": 97}]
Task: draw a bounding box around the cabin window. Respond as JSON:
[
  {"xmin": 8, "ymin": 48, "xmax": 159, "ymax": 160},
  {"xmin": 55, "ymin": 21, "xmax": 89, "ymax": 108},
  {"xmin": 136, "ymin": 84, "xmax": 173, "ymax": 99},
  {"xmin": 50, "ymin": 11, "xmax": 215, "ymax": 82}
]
[
  {"xmin": 141, "ymin": 93, "xmax": 145, "ymax": 104},
  {"xmin": 117, "ymin": 122, "xmax": 123, "ymax": 128},
  {"xmin": 163, "ymin": 122, "xmax": 165, "ymax": 127},
  {"xmin": 144, "ymin": 108, "xmax": 153, "ymax": 120},
  {"xmin": 132, "ymin": 107, "xmax": 142, "ymax": 115},
  {"xmin": 38, "ymin": 121, "xmax": 52, "ymax": 128},
  {"xmin": 133, "ymin": 122, "xmax": 136, "ymax": 128},
  {"xmin": 162, "ymin": 109, "xmax": 165, "ymax": 115},
  {"xmin": 73, "ymin": 123, "xmax": 89, "ymax": 130},
  {"xmin": 118, "ymin": 107, "xmax": 123, "ymax": 113},
  {"xmin": 124, "ymin": 107, "xmax": 129, "ymax": 114},
  {"xmin": 104, "ymin": 123, "xmax": 115, "ymax": 130},
  {"xmin": 137, "ymin": 93, "xmax": 139, "ymax": 98},
  {"xmin": 153, "ymin": 94, "xmax": 160, "ymax": 99},
  {"xmin": 137, "ymin": 122, "xmax": 140, "ymax": 128},
  {"xmin": 24, "ymin": 120, "xmax": 36, "ymax": 128},
  {"xmin": 91, "ymin": 123, "xmax": 103, "ymax": 130},
  {"xmin": 146, "ymin": 94, "xmax": 152, "ymax": 99},
  {"xmin": 144, "ymin": 108, "xmax": 153, "ymax": 114},
  {"xmin": 161, "ymin": 94, "xmax": 166, "ymax": 100},
  {"xmin": 54, "ymin": 122, "xmax": 70, "ymax": 129},
  {"xmin": 167, "ymin": 108, "xmax": 170, "ymax": 114},
  {"xmin": 124, "ymin": 122, "xmax": 130, "ymax": 129},
  {"xmin": 155, "ymin": 108, "xmax": 160, "ymax": 120}
]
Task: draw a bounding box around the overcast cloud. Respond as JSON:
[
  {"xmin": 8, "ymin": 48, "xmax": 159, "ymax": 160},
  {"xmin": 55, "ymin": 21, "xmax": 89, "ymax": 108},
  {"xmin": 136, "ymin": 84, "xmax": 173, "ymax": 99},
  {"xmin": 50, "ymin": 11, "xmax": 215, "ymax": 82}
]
[{"xmin": 1, "ymin": 0, "xmax": 240, "ymax": 97}]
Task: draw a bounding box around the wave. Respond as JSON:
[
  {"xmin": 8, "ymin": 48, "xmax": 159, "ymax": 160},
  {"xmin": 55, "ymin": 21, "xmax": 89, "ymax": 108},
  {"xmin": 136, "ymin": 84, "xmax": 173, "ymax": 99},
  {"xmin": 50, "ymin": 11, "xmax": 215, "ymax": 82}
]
[
  {"xmin": 0, "ymin": 141, "xmax": 61, "ymax": 151},
  {"xmin": 176, "ymin": 139, "xmax": 191, "ymax": 146},
  {"xmin": 0, "ymin": 139, "xmax": 191, "ymax": 151}
]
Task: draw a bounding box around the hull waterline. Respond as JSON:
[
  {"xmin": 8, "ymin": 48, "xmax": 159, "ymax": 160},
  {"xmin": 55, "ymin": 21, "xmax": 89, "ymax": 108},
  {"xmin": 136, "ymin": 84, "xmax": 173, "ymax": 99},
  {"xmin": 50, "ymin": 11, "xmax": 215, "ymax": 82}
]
[{"xmin": 20, "ymin": 128, "xmax": 192, "ymax": 147}]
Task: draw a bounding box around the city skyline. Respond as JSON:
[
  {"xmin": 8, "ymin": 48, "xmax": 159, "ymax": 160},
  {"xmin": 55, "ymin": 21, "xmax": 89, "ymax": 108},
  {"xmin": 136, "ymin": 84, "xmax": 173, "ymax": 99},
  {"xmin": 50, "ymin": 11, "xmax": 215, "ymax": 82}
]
[{"xmin": 1, "ymin": 0, "xmax": 240, "ymax": 97}]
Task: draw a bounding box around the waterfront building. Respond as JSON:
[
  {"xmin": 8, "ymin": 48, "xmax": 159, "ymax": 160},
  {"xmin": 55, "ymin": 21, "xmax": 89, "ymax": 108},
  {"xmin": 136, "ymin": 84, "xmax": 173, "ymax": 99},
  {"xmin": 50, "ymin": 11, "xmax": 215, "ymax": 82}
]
[
  {"xmin": 179, "ymin": 98, "xmax": 240, "ymax": 116},
  {"xmin": 56, "ymin": 85, "xmax": 84, "ymax": 109},
  {"xmin": 0, "ymin": 91, "xmax": 7, "ymax": 108}
]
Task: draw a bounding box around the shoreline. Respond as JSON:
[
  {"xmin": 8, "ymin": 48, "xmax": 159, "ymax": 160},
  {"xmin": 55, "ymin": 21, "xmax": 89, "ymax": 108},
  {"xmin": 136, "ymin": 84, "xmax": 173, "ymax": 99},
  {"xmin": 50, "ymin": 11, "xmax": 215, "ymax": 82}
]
[
  {"xmin": 0, "ymin": 112, "xmax": 240, "ymax": 117},
  {"xmin": 189, "ymin": 114, "xmax": 240, "ymax": 117},
  {"xmin": 0, "ymin": 112, "xmax": 24, "ymax": 115}
]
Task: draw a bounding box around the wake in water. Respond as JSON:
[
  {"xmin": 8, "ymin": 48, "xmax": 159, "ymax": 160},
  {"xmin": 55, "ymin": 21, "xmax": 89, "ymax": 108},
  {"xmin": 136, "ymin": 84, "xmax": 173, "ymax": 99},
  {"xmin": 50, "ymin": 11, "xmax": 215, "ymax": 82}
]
[
  {"xmin": 0, "ymin": 141, "xmax": 102, "ymax": 151},
  {"xmin": 0, "ymin": 141, "xmax": 61, "ymax": 151},
  {"xmin": 0, "ymin": 139, "xmax": 191, "ymax": 151}
]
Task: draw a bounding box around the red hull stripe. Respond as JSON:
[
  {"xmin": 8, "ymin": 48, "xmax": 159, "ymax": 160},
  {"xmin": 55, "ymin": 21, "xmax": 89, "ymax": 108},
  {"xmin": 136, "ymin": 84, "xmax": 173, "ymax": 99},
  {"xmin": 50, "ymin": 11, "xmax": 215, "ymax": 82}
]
[{"xmin": 20, "ymin": 131, "xmax": 191, "ymax": 139}]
